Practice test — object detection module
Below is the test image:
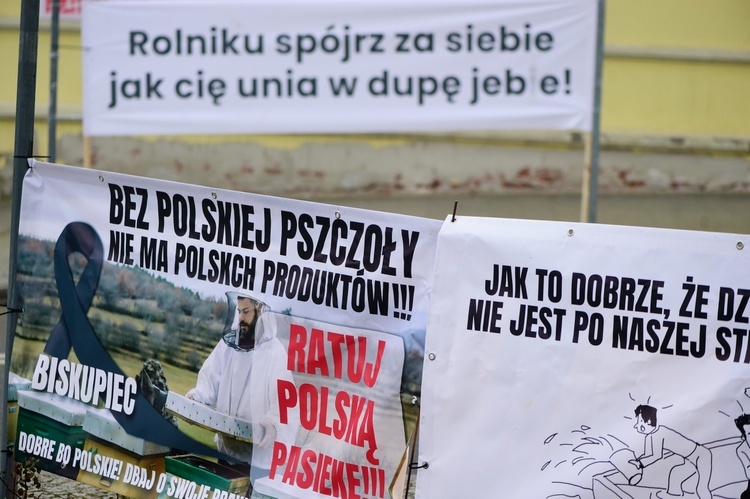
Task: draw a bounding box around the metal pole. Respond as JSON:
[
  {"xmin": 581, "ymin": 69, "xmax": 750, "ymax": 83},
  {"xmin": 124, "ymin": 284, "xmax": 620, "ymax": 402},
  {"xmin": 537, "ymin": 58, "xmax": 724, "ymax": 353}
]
[
  {"xmin": 580, "ymin": 132, "xmax": 592, "ymax": 223},
  {"xmin": 49, "ymin": 0, "xmax": 60, "ymax": 163},
  {"xmin": 2, "ymin": 0, "xmax": 40, "ymax": 497},
  {"xmin": 587, "ymin": 0, "xmax": 606, "ymax": 223}
]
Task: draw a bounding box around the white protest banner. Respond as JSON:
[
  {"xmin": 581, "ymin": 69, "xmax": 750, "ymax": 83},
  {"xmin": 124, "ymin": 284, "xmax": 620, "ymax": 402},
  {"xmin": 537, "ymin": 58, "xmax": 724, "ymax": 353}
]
[
  {"xmin": 12, "ymin": 160, "xmax": 440, "ymax": 498},
  {"xmin": 418, "ymin": 217, "xmax": 750, "ymax": 498},
  {"xmin": 81, "ymin": 0, "xmax": 598, "ymax": 136}
]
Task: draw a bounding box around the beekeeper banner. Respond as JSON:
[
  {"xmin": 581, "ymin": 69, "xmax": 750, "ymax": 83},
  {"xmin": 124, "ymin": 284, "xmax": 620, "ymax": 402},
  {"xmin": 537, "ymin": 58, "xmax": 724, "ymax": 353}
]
[
  {"xmin": 11, "ymin": 160, "xmax": 440, "ymax": 499},
  {"xmin": 418, "ymin": 216, "xmax": 750, "ymax": 498},
  {"xmin": 81, "ymin": 0, "xmax": 598, "ymax": 136}
]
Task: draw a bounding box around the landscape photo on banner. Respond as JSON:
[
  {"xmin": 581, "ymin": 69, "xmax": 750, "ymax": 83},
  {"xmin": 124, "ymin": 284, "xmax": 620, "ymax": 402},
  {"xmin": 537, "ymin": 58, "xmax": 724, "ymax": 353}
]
[
  {"xmin": 9, "ymin": 160, "xmax": 440, "ymax": 499},
  {"xmin": 81, "ymin": 0, "xmax": 597, "ymax": 135},
  {"xmin": 418, "ymin": 215, "xmax": 750, "ymax": 499}
]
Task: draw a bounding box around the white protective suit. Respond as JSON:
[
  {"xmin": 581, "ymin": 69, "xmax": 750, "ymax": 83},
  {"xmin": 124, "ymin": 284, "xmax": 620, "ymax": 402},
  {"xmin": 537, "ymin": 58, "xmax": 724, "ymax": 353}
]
[{"xmin": 186, "ymin": 311, "xmax": 298, "ymax": 472}]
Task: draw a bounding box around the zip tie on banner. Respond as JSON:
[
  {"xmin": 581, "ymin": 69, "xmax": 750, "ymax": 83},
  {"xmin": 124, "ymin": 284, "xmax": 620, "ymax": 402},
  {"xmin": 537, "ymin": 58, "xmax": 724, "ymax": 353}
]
[
  {"xmin": 13, "ymin": 155, "xmax": 45, "ymax": 169},
  {"xmin": 0, "ymin": 306, "xmax": 23, "ymax": 317},
  {"xmin": 451, "ymin": 200, "xmax": 458, "ymax": 222}
]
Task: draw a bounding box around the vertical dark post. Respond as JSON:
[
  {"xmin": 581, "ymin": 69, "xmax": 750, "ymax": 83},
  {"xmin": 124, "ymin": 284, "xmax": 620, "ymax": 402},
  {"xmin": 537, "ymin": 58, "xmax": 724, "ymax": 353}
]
[
  {"xmin": 587, "ymin": 0, "xmax": 606, "ymax": 223},
  {"xmin": 49, "ymin": 0, "xmax": 60, "ymax": 162},
  {"xmin": 2, "ymin": 0, "xmax": 40, "ymax": 496}
]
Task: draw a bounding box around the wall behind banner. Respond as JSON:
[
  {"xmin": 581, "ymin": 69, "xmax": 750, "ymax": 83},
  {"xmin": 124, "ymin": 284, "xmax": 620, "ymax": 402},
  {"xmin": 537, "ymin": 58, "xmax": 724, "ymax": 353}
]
[{"xmin": 0, "ymin": 0, "xmax": 749, "ymax": 231}]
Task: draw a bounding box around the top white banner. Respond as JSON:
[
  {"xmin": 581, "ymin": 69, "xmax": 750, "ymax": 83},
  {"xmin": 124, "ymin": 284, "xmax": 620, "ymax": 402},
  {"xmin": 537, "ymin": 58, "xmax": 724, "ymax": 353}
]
[{"xmin": 81, "ymin": 0, "xmax": 599, "ymax": 136}]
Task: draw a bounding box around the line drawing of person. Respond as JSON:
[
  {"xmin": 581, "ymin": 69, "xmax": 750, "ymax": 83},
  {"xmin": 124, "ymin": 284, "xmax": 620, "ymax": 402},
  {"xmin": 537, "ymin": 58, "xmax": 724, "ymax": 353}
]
[
  {"xmin": 734, "ymin": 413, "xmax": 750, "ymax": 499},
  {"xmin": 629, "ymin": 404, "xmax": 713, "ymax": 499},
  {"xmin": 187, "ymin": 292, "xmax": 298, "ymax": 487}
]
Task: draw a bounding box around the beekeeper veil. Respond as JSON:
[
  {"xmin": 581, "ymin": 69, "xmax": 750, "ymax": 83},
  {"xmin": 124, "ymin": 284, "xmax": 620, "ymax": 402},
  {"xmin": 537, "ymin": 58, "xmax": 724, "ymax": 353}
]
[{"xmin": 221, "ymin": 291, "xmax": 276, "ymax": 351}]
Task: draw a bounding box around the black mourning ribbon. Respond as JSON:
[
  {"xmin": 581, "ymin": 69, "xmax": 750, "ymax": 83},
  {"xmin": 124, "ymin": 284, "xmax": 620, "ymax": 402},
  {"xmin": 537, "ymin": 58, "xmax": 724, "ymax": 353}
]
[{"xmin": 43, "ymin": 222, "xmax": 227, "ymax": 460}]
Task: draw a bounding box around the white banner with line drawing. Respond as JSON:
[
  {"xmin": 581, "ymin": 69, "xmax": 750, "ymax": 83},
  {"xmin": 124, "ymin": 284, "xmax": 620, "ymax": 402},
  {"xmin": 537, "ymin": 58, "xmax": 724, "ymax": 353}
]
[{"xmin": 418, "ymin": 215, "xmax": 750, "ymax": 499}]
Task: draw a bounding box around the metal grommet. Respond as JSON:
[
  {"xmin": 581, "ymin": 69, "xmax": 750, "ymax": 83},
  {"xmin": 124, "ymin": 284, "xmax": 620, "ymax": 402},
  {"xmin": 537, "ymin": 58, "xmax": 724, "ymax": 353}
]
[
  {"xmin": 738, "ymin": 242, "xmax": 745, "ymax": 250},
  {"xmin": 567, "ymin": 229, "xmax": 574, "ymax": 237},
  {"xmin": 428, "ymin": 353, "xmax": 436, "ymax": 361}
]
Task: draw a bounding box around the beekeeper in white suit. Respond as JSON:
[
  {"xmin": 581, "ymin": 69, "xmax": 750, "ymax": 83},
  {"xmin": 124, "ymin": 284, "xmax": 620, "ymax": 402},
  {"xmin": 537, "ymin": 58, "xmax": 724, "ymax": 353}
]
[{"xmin": 187, "ymin": 293, "xmax": 298, "ymax": 484}]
